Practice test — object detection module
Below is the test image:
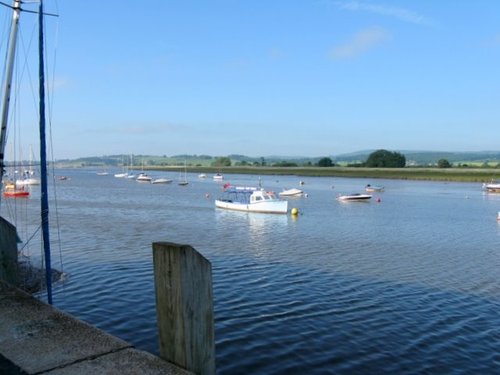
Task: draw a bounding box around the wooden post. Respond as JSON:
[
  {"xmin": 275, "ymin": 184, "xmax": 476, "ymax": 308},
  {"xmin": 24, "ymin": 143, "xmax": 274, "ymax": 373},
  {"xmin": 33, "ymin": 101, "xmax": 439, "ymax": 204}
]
[
  {"xmin": 153, "ymin": 242, "xmax": 215, "ymax": 375},
  {"xmin": 0, "ymin": 216, "xmax": 18, "ymax": 286}
]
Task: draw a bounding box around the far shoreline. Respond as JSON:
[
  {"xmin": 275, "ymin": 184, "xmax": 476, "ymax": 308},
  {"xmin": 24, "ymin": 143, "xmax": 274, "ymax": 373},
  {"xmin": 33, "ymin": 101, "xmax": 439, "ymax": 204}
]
[{"xmin": 135, "ymin": 166, "xmax": 499, "ymax": 183}]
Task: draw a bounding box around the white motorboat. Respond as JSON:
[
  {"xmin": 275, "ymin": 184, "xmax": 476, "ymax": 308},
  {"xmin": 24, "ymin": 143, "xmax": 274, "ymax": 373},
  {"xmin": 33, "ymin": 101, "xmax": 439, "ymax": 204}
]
[
  {"xmin": 15, "ymin": 177, "xmax": 40, "ymax": 186},
  {"xmin": 215, "ymin": 186, "xmax": 288, "ymax": 214},
  {"xmin": 213, "ymin": 173, "xmax": 224, "ymax": 181},
  {"xmin": 365, "ymin": 184, "xmax": 384, "ymax": 192},
  {"xmin": 337, "ymin": 193, "xmax": 372, "ymax": 201},
  {"xmin": 279, "ymin": 188, "xmax": 304, "ymax": 197},
  {"xmin": 483, "ymin": 181, "xmax": 500, "ymax": 193},
  {"xmin": 152, "ymin": 178, "xmax": 172, "ymax": 184},
  {"xmin": 136, "ymin": 173, "xmax": 152, "ymax": 182}
]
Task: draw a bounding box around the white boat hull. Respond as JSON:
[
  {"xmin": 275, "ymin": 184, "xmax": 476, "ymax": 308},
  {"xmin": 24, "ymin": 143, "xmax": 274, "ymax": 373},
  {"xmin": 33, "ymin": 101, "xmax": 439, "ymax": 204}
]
[
  {"xmin": 215, "ymin": 199, "xmax": 288, "ymax": 214},
  {"xmin": 152, "ymin": 178, "xmax": 172, "ymax": 184},
  {"xmin": 136, "ymin": 173, "xmax": 152, "ymax": 182},
  {"xmin": 483, "ymin": 183, "xmax": 500, "ymax": 193},
  {"xmin": 279, "ymin": 188, "xmax": 304, "ymax": 197},
  {"xmin": 337, "ymin": 194, "xmax": 372, "ymax": 201},
  {"xmin": 15, "ymin": 178, "xmax": 40, "ymax": 186}
]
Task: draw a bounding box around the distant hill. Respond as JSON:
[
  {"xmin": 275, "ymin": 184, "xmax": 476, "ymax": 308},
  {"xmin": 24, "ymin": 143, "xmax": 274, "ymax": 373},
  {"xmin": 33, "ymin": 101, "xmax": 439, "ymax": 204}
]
[{"xmin": 52, "ymin": 150, "xmax": 500, "ymax": 168}]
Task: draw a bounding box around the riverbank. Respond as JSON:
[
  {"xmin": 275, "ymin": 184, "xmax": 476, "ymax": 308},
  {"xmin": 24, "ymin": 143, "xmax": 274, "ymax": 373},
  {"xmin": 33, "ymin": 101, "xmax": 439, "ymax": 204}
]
[{"xmin": 140, "ymin": 166, "xmax": 499, "ymax": 183}]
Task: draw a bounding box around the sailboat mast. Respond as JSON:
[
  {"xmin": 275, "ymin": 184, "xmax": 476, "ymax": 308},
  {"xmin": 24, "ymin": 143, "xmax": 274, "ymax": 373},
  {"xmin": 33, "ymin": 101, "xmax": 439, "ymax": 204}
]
[
  {"xmin": 0, "ymin": 0, "xmax": 22, "ymax": 203},
  {"xmin": 38, "ymin": 0, "xmax": 53, "ymax": 305}
]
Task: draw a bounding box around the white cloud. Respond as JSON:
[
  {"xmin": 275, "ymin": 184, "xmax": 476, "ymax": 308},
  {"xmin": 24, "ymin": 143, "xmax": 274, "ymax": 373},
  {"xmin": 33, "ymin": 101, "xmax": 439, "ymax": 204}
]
[
  {"xmin": 334, "ymin": 1, "xmax": 430, "ymax": 25},
  {"xmin": 330, "ymin": 26, "xmax": 391, "ymax": 59}
]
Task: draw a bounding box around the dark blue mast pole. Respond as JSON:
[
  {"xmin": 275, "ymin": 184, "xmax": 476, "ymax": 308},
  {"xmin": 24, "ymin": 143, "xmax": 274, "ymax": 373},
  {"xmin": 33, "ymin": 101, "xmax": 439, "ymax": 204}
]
[{"xmin": 38, "ymin": 0, "xmax": 52, "ymax": 305}]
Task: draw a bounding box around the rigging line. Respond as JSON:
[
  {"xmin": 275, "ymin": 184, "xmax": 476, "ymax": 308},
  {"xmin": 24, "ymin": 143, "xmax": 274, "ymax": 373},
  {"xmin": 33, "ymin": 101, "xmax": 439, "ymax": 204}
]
[
  {"xmin": 18, "ymin": 222, "xmax": 41, "ymax": 252},
  {"xmin": 45, "ymin": 17, "xmax": 64, "ymax": 283},
  {"xmin": 18, "ymin": 11, "xmax": 40, "ymax": 132}
]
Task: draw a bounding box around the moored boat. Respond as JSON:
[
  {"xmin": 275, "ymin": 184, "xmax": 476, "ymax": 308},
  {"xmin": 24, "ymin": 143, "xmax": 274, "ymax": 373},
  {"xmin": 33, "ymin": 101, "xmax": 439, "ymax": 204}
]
[
  {"xmin": 279, "ymin": 188, "xmax": 304, "ymax": 197},
  {"xmin": 483, "ymin": 181, "xmax": 500, "ymax": 193},
  {"xmin": 3, "ymin": 189, "xmax": 29, "ymax": 198},
  {"xmin": 213, "ymin": 173, "xmax": 224, "ymax": 181},
  {"xmin": 136, "ymin": 173, "xmax": 152, "ymax": 182},
  {"xmin": 152, "ymin": 178, "xmax": 172, "ymax": 184},
  {"xmin": 337, "ymin": 193, "xmax": 372, "ymax": 201},
  {"xmin": 16, "ymin": 177, "xmax": 40, "ymax": 186},
  {"xmin": 215, "ymin": 186, "xmax": 288, "ymax": 214},
  {"xmin": 365, "ymin": 184, "xmax": 384, "ymax": 192}
]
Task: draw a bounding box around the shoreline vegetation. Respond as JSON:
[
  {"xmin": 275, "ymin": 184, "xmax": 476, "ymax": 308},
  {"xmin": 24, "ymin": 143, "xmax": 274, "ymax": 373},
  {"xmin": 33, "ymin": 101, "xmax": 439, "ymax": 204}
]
[{"xmin": 137, "ymin": 166, "xmax": 499, "ymax": 183}]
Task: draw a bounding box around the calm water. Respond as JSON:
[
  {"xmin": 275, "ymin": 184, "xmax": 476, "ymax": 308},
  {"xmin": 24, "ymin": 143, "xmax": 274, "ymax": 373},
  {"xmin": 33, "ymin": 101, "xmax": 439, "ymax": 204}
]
[{"xmin": 4, "ymin": 169, "xmax": 500, "ymax": 374}]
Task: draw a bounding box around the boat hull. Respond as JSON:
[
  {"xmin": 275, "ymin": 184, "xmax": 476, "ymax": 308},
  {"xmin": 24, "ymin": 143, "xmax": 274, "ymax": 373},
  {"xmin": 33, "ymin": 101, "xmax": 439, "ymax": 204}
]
[
  {"xmin": 215, "ymin": 199, "xmax": 288, "ymax": 214},
  {"xmin": 3, "ymin": 190, "xmax": 29, "ymax": 198},
  {"xmin": 152, "ymin": 178, "xmax": 172, "ymax": 184},
  {"xmin": 16, "ymin": 178, "xmax": 40, "ymax": 186},
  {"xmin": 337, "ymin": 194, "xmax": 372, "ymax": 201},
  {"xmin": 483, "ymin": 182, "xmax": 500, "ymax": 193},
  {"xmin": 279, "ymin": 188, "xmax": 304, "ymax": 197}
]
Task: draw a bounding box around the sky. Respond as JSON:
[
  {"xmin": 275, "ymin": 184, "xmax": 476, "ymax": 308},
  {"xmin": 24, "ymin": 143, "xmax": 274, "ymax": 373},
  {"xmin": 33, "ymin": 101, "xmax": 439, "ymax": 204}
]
[{"xmin": 1, "ymin": 0, "xmax": 500, "ymax": 159}]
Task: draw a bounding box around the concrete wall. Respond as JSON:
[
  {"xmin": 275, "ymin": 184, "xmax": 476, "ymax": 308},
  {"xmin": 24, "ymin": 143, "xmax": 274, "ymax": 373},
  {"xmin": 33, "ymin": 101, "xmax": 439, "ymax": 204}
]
[{"xmin": 0, "ymin": 281, "xmax": 194, "ymax": 375}]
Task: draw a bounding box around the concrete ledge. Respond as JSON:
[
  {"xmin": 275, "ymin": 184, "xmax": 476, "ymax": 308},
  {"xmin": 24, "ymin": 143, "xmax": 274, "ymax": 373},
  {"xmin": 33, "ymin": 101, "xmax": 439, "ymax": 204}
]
[{"xmin": 0, "ymin": 282, "xmax": 193, "ymax": 375}]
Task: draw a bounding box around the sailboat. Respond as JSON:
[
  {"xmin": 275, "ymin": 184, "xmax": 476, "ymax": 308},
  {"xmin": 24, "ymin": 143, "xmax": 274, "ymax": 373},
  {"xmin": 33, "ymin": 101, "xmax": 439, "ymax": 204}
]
[
  {"xmin": 15, "ymin": 146, "xmax": 41, "ymax": 186},
  {"xmin": 178, "ymin": 160, "xmax": 189, "ymax": 186},
  {"xmin": 0, "ymin": 0, "xmax": 56, "ymax": 303},
  {"xmin": 114, "ymin": 156, "xmax": 128, "ymax": 178}
]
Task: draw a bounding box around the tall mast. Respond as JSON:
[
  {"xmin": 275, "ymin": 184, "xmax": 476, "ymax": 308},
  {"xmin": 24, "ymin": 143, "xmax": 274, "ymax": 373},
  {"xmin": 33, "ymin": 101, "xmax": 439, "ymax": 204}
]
[
  {"xmin": 0, "ymin": 0, "xmax": 22, "ymax": 203},
  {"xmin": 39, "ymin": 0, "xmax": 53, "ymax": 305}
]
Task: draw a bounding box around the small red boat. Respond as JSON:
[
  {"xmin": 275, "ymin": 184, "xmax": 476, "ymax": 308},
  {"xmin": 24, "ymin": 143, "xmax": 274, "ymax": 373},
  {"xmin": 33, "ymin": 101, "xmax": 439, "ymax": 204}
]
[{"xmin": 3, "ymin": 187, "xmax": 30, "ymax": 198}]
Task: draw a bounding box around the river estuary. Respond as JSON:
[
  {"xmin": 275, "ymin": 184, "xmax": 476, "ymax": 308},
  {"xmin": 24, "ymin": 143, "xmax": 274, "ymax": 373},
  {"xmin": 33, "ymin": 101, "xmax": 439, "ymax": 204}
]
[{"xmin": 4, "ymin": 169, "xmax": 500, "ymax": 374}]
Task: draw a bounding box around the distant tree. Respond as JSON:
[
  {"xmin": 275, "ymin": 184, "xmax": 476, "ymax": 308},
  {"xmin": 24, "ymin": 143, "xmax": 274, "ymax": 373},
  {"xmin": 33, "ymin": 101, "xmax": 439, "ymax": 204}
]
[
  {"xmin": 235, "ymin": 160, "xmax": 250, "ymax": 166},
  {"xmin": 437, "ymin": 159, "xmax": 452, "ymax": 168},
  {"xmin": 260, "ymin": 157, "xmax": 266, "ymax": 166},
  {"xmin": 211, "ymin": 156, "xmax": 231, "ymax": 167},
  {"xmin": 317, "ymin": 157, "xmax": 334, "ymax": 167},
  {"xmin": 273, "ymin": 161, "xmax": 298, "ymax": 167},
  {"xmin": 365, "ymin": 149, "xmax": 406, "ymax": 168}
]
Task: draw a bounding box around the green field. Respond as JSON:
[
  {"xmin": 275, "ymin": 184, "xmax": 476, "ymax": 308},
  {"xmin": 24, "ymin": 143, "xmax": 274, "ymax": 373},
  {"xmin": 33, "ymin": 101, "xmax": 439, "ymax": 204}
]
[{"xmin": 142, "ymin": 166, "xmax": 499, "ymax": 183}]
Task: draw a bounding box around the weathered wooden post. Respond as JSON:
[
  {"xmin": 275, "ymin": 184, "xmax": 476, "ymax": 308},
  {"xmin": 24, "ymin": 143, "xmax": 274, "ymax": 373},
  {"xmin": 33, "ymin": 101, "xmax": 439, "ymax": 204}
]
[
  {"xmin": 153, "ymin": 242, "xmax": 215, "ymax": 375},
  {"xmin": 0, "ymin": 217, "xmax": 19, "ymax": 286}
]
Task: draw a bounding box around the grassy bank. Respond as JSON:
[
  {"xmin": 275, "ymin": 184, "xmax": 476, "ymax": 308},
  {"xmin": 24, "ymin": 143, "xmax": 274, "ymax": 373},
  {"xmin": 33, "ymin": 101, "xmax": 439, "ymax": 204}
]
[{"xmin": 142, "ymin": 166, "xmax": 499, "ymax": 183}]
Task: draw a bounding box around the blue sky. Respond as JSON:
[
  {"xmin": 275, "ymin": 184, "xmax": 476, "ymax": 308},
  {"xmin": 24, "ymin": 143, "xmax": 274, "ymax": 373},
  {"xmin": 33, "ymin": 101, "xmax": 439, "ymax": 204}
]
[{"xmin": 2, "ymin": 0, "xmax": 500, "ymax": 159}]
